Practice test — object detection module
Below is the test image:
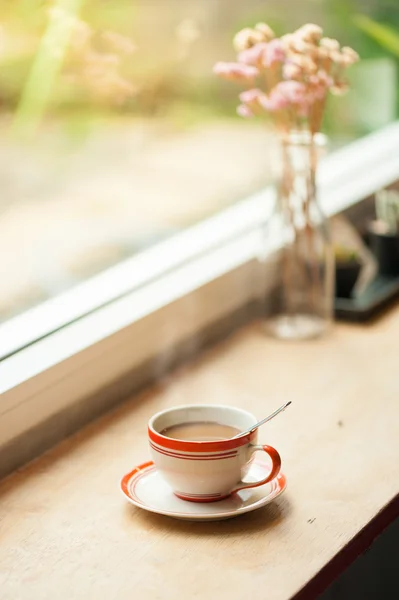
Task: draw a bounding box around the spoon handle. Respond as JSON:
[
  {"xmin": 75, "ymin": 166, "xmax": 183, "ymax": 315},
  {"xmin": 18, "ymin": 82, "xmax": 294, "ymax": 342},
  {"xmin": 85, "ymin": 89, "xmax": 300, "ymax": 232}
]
[
  {"xmin": 254, "ymin": 401, "xmax": 292, "ymax": 430},
  {"xmin": 232, "ymin": 401, "xmax": 292, "ymax": 439}
]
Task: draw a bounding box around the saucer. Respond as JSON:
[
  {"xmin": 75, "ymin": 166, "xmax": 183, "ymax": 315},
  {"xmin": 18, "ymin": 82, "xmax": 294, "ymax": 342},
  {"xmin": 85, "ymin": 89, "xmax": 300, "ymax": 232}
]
[{"xmin": 120, "ymin": 460, "xmax": 287, "ymax": 521}]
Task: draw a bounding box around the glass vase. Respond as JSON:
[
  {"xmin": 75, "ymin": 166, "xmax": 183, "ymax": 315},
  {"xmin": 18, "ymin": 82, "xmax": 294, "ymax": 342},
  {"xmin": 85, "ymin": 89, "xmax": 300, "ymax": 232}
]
[{"xmin": 261, "ymin": 130, "xmax": 334, "ymax": 340}]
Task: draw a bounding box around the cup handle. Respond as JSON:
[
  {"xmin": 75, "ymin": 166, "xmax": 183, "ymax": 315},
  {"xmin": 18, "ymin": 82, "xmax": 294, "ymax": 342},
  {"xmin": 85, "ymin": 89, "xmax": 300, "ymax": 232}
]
[{"xmin": 231, "ymin": 444, "xmax": 281, "ymax": 494}]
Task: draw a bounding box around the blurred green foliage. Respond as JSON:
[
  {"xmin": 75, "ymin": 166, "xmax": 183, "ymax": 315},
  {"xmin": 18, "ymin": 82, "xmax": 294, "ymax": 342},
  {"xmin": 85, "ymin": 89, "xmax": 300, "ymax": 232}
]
[
  {"xmin": 354, "ymin": 15, "xmax": 399, "ymax": 58},
  {"xmin": 0, "ymin": 0, "xmax": 397, "ymax": 139}
]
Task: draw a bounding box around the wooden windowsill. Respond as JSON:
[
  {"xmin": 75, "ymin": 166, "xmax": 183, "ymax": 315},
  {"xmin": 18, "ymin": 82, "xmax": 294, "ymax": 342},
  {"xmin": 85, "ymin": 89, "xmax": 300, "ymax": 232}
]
[{"xmin": 1, "ymin": 308, "xmax": 398, "ymax": 600}]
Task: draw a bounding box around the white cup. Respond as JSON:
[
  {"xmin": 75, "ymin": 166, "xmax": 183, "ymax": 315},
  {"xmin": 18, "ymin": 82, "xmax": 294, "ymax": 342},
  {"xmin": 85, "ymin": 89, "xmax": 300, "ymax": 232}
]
[{"xmin": 148, "ymin": 404, "xmax": 281, "ymax": 502}]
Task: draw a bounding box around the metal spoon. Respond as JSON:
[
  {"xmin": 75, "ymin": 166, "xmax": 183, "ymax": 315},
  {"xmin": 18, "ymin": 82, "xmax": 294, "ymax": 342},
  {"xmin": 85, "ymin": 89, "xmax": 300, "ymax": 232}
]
[{"xmin": 232, "ymin": 401, "xmax": 292, "ymax": 439}]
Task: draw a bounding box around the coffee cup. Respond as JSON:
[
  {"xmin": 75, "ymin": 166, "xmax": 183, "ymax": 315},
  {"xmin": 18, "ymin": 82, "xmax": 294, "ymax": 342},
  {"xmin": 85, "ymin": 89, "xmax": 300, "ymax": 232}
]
[{"xmin": 148, "ymin": 404, "xmax": 281, "ymax": 502}]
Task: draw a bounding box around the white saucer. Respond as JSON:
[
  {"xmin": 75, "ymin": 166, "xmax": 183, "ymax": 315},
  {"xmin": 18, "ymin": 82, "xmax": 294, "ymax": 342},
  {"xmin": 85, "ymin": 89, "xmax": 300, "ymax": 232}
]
[{"xmin": 121, "ymin": 460, "xmax": 287, "ymax": 521}]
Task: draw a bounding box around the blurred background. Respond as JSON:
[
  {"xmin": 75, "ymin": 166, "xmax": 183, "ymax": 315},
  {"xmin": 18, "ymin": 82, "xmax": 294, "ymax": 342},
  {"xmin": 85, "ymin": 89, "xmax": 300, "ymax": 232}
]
[{"xmin": 0, "ymin": 0, "xmax": 398, "ymax": 322}]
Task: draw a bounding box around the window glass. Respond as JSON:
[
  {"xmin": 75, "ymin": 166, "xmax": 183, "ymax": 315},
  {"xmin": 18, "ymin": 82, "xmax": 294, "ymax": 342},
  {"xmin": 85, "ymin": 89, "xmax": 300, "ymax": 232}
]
[{"xmin": 0, "ymin": 0, "xmax": 397, "ymax": 322}]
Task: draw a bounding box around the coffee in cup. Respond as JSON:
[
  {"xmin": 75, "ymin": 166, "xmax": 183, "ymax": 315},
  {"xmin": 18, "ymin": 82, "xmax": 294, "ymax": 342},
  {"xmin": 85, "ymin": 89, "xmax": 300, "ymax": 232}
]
[{"xmin": 160, "ymin": 421, "xmax": 241, "ymax": 442}]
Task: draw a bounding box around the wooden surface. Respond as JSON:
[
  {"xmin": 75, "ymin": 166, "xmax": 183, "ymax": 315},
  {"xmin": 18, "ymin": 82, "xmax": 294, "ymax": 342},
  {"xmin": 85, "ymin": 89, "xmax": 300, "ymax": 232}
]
[{"xmin": 1, "ymin": 310, "xmax": 399, "ymax": 600}]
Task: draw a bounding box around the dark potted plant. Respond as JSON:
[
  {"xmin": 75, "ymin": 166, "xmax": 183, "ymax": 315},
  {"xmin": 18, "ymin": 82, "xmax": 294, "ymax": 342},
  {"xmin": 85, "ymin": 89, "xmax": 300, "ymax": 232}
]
[
  {"xmin": 334, "ymin": 246, "xmax": 362, "ymax": 298},
  {"xmin": 368, "ymin": 189, "xmax": 399, "ymax": 276}
]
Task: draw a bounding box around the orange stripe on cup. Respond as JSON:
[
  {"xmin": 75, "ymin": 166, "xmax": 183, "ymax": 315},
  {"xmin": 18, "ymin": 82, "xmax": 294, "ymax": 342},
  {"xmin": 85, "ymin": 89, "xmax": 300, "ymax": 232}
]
[
  {"xmin": 149, "ymin": 441, "xmax": 238, "ymax": 461},
  {"xmin": 148, "ymin": 426, "xmax": 256, "ymax": 453}
]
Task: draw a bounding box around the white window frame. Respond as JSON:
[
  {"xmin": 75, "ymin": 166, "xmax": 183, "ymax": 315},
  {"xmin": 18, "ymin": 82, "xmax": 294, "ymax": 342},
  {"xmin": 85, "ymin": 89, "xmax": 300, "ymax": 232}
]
[{"xmin": 1, "ymin": 121, "xmax": 399, "ymax": 473}]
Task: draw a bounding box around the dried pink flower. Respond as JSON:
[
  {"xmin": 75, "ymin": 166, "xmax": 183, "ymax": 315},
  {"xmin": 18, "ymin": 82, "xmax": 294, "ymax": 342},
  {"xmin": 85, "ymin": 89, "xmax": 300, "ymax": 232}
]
[
  {"xmin": 310, "ymin": 84, "xmax": 327, "ymax": 101},
  {"xmin": 254, "ymin": 22, "xmax": 275, "ymax": 41},
  {"xmin": 262, "ymin": 94, "xmax": 288, "ymax": 112},
  {"xmin": 277, "ymin": 80, "xmax": 309, "ymax": 104},
  {"xmin": 280, "ymin": 34, "xmax": 294, "ymax": 50},
  {"xmin": 263, "ymin": 39, "xmax": 285, "ymax": 67},
  {"xmin": 237, "ymin": 104, "xmax": 254, "ymax": 118},
  {"xmin": 213, "ymin": 20, "xmax": 359, "ymax": 131},
  {"xmin": 317, "ymin": 46, "xmax": 331, "ymax": 60},
  {"xmin": 260, "ymin": 87, "xmax": 290, "ymax": 112},
  {"xmin": 239, "ymin": 88, "xmax": 264, "ymax": 104},
  {"xmin": 46, "ymin": 7, "xmax": 136, "ymax": 107},
  {"xmin": 330, "ymin": 81, "xmax": 349, "ymax": 96},
  {"xmin": 262, "ymin": 80, "xmax": 316, "ymax": 112},
  {"xmin": 320, "ymin": 37, "xmax": 340, "ymax": 52},
  {"xmin": 233, "ymin": 28, "xmax": 264, "ymax": 51},
  {"xmin": 290, "ymin": 53, "xmax": 317, "ymax": 74},
  {"xmin": 213, "ymin": 61, "xmax": 259, "ymax": 81},
  {"xmin": 288, "ymin": 37, "xmax": 319, "ymax": 58},
  {"xmin": 283, "ymin": 62, "xmax": 302, "ymax": 80},
  {"xmin": 238, "ymin": 43, "xmax": 268, "ymax": 66},
  {"xmin": 239, "ymin": 88, "xmax": 269, "ymax": 115},
  {"xmin": 341, "ymin": 46, "xmax": 360, "ymax": 65},
  {"xmin": 296, "ymin": 24, "xmax": 323, "ymax": 43},
  {"xmin": 330, "ymin": 50, "xmax": 345, "ymax": 64},
  {"xmin": 309, "ymin": 70, "xmax": 333, "ymax": 88}
]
